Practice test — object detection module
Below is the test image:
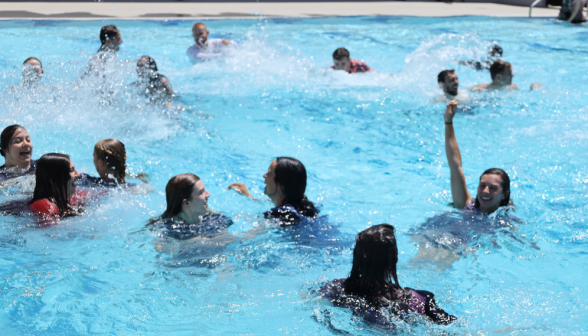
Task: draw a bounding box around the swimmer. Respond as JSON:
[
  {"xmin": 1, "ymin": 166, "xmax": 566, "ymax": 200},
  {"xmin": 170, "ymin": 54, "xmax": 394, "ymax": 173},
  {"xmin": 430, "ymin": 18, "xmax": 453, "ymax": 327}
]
[
  {"xmin": 472, "ymin": 61, "xmax": 541, "ymax": 91},
  {"xmin": 82, "ymin": 25, "xmax": 123, "ymax": 79},
  {"xmin": 186, "ymin": 22, "xmax": 235, "ymax": 63},
  {"xmin": 228, "ymin": 157, "xmax": 319, "ymax": 225},
  {"xmin": 331, "ymin": 48, "xmax": 371, "ymax": 74},
  {"xmin": 78, "ymin": 139, "xmax": 126, "ymax": 187},
  {"xmin": 438, "ymin": 69, "xmax": 459, "ymax": 98},
  {"xmin": 150, "ymin": 173, "xmax": 233, "ymax": 240},
  {"xmin": 29, "ymin": 153, "xmax": 82, "ymax": 217},
  {"xmin": 318, "ymin": 224, "xmax": 456, "ymax": 326},
  {"xmin": 21, "ymin": 57, "xmax": 43, "ymax": 87},
  {"xmin": 0, "ymin": 125, "xmax": 35, "ymax": 183},
  {"xmin": 135, "ymin": 56, "xmax": 175, "ymax": 108},
  {"xmin": 444, "ymin": 100, "xmax": 512, "ymax": 215},
  {"xmin": 558, "ymin": 0, "xmax": 587, "ymax": 23},
  {"xmin": 458, "ymin": 44, "xmax": 502, "ymax": 71}
]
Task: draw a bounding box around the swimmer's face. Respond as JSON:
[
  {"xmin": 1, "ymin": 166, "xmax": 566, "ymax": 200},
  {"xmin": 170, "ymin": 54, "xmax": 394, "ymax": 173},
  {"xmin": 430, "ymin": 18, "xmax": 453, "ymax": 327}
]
[
  {"xmin": 23, "ymin": 59, "xmax": 43, "ymax": 78},
  {"xmin": 477, "ymin": 174, "xmax": 507, "ymax": 213},
  {"xmin": 67, "ymin": 160, "xmax": 80, "ymax": 198},
  {"xmin": 333, "ymin": 57, "xmax": 351, "ymax": 71},
  {"xmin": 263, "ymin": 160, "xmax": 281, "ymax": 201},
  {"xmin": 192, "ymin": 26, "xmax": 209, "ymax": 45},
  {"xmin": 183, "ymin": 180, "xmax": 210, "ymax": 218},
  {"xmin": 5, "ymin": 128, "xmax": 33, "ymax": 168},
  {"xmin": 442, "ymin": 73, "xmax": 459, "ymax": 96},
  {"xmin": 92, "ymin": 150, "xmax": 110, "ymax": 181},
  {"xmin": 136, "ymin": 57, "xmax": 152, "ymax": 78}
]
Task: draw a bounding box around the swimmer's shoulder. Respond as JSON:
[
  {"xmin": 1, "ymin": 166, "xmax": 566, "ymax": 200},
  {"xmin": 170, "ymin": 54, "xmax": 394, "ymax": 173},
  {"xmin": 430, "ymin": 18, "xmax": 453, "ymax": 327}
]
[
  {"xmin": 471, "ymin": 83, "xmax": 490, "ymax": 91},
  {"xmin": 29, "ymin": 199, "xmax": 59, "ymax": 216}
]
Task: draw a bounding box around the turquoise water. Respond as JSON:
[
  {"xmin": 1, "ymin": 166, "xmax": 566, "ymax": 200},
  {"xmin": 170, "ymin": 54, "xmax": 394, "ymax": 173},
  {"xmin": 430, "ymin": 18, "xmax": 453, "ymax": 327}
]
[{"xmin": 0, "ymin": 16, "xmax": 587, "ymax": 335}]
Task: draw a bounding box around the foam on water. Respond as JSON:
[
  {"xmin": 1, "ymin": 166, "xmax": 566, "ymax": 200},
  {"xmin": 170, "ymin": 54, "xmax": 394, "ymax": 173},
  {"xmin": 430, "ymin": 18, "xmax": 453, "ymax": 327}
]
[{"xmin": 0, "ymin": 16, "xmax": 587, "ymax": 335}]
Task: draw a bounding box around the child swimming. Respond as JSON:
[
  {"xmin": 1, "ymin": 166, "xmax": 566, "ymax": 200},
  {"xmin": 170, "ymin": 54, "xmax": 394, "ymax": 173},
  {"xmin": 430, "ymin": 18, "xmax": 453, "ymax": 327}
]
[
  {"xmin": 0, "ymin": 125, "xmax": 35, "ymax": 183},
  {"xmin": 78, "ymin": 139, "xmax": 127, "ymax": 187}
]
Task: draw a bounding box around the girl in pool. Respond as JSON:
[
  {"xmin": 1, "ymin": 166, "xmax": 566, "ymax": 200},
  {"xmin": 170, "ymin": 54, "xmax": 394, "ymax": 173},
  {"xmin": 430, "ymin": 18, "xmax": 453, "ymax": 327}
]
[
  {"xmin": 150, "ymin": 173, "xmax": 233, "ymax": 240},
  {"xmin": 134, "ymin": 56, "xmax": 174, "ymax": 108},
  {"xmin": 78, "ymin": 139, "xmax": 126, "ymax": 187},
  {"xmin": 0, "ymin": 125, "xmax": 35, "ymax": 183},
  {"xmin": 21, "ymin": 57, "xmax": 43, "ymax": 87},
  {"xmin": 228, "ymin": 157, "xmax": 318, "ymax": 225},
  {"xmin": 29, "ymin": 153, "xmax": 82, "ymax": 217},
  {"xmin": 319, "ymin": 224, "xmax": 456, "ymax": 326},
  {"xmin": 444, "ymin": 100, "xmax": 511, "ymax": 214}
]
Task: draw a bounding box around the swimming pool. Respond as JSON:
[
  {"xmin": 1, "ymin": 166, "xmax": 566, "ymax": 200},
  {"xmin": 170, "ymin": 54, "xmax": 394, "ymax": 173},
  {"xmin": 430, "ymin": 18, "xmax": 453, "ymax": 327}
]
[{"xmin": 0, "ymin": 16, "xmax": 587, "ymax": 335}]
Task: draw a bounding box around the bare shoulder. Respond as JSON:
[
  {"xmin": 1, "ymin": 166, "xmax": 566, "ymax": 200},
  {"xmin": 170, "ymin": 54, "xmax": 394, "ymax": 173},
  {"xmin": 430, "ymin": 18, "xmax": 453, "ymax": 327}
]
[
  {"xmin": 471, "ymin": 84, "xmax": 489, "ymax": 91},
  {"xmin": 509, "ymin": 83, "xmax": 519, "ymax": 90}
]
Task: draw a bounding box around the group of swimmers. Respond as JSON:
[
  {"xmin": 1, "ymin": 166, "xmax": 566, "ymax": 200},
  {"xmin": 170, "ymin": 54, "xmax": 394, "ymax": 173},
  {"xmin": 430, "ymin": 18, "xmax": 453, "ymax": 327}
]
[{"xmin": 2, "ymin": 22, "xmax": 534, "ymax": 328}]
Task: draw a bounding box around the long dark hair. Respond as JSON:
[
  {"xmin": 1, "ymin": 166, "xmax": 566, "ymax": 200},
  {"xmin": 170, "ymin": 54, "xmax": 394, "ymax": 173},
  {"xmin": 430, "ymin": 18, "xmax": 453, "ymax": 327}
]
[
  {"xmin": 0, "ymin": 125, "xmax": 25, "ymax": 157},
  {"xmin": 474, "ymin": 168, "xmax": 511, "ymax": 209},
  {"xmin": 163, "ymin": 173, "xmax": 200, "ymax": 218},
  {"xmin": 94, "ymin": 139, "xmax": 126, "ymax": 183},
  {"xmin": 344, "ymin": 224, "xmax": 403, "ymax": 301},
  {"xmin": 31, "ymin": 153, "xmax": 73, "ymax": 216},
  {"xmin": 273, "ymin": 157, "xmax": 318, "ymax": 217}
]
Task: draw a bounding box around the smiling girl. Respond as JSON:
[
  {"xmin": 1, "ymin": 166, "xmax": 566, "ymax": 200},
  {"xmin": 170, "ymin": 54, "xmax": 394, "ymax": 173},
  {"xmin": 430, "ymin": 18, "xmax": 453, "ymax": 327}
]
[{"xmin": 0, "ymin": 125, "xmax": 35, "ymax": 182}]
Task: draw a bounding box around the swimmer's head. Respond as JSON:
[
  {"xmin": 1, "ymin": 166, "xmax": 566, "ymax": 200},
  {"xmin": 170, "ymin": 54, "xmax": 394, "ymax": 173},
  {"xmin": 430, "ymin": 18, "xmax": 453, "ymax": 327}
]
[
  {"xmin": 33, "ymin": 153, "xmax": 80, "ymax": 215},
  {"xmin": 136, "ymin": 56, "xmax": 158, "ymax": 78},
  {"xmin": 474, "ymin": 168, "xmax": 511, "ymax": 213},
  {"xmin": 345, "ymin": 224, "xmax": 402, "ymax": 297},
  {"xmin": 438, "ymin": 69, "xmax": 459, "ymax": 96},
  {"xmin": 332, "ymin": 48, "xmax": 351, "ymax": 71},
  {"xmin": 490, "ymin": 61, "xmax": 513, "ymax": 86},
  {"xmin": 99, "ymin": 25, "xmax": 123, "ymax": 52},
  {"xmin": 163, "ymin": 173, "xmax": 210, "ymax": 220},
  {"xmin": 192, "ymin": 23, "xmax": 209, "ymax": 46},
  {"xmin": 1, "ymin": 125, "xmax": 33, "ymax": 169},
  {"xmin": 93, "ymin": 139, "xmax": 126, "ymax": 184},
  {"xmin": 489, "ymin": 44, "xmax": 503, "ymax": 58},
  {"xmin": 22, "ymin": 57, "xmax": 43, "ymax": 82}
]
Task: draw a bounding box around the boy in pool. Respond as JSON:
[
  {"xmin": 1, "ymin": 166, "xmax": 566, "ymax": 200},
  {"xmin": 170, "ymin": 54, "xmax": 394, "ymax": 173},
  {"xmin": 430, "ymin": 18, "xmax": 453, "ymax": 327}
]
[
  {"xmin": 82, "ymin": 25, "xmax": 123, "ymax": 79},
  {"xmin": 331, "ymin": 48, "xmax": 371, "ymax": 74},
  {"xmin": 472, "ymin": 61, "xmax": 541, "ymax": 91},
  {"xmin": 186, "ymin": 23, "xmax": 236, "ymax": 63}
]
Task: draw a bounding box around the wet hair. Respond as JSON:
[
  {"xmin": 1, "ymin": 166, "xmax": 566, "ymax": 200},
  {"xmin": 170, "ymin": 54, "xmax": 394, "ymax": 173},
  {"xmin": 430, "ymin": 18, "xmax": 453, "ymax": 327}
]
[
  {"xmin": 31, "ymin": 153, "xmax": 73, "ymax": 216},
  {"xmin": 94, "ymin": 139, "xmax": 126, "ymax": 184},
  {"xmin": 490, "ymin": 44, "xmax": 503, "ymax": 57},
  {"xmin": 474, "ymin": 168, "xmax": 511, "ymax": 209},
  {"xmin": 273, "ymin": 157, "xmax": 318, "ymax": 217},
  {"xmin": 99, "ymin": 25, "xmax": 120, "ymax": 45},
  {"xmin": 344, "ymin": 224, "xmax": 409, "ymax": 302},
  {"xmin": 333, "ymin": 48, "xmax": 350, "ymax": 60},
  {"xmin": 163, "ymin": 173, "xmax": 201, "ymax": 218},
  {"xmin": 490, "ymin": 60, "xmax": 511, "ymax": 80},
  {"xmin": 0, "ymin": 125, "xmax": 26, "ymax": 157},
  {"xmin": 437, "ymin": 69, "xmax": 455, "ymax": 83},
  {"xmin": 138, "ymin": 56, "xmax": 158, "ymax": 72}
]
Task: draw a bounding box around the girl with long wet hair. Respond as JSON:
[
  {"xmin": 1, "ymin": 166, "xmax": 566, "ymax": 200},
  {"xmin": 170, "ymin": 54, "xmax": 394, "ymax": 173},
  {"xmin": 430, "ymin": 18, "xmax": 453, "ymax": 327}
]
[
  {"xmin": 228, "ymin": 157, "xmax": 318, "ymax": 225},
  {"xmin": 78, "ymin": 139, "xmax": 127, "ymax": 187},
  {"xmin": 319, "ymin": 224, "xmax": 456, "ymax": 326},
  {"xmin": 444, "ymin": 100, "xmax": 511, "ymax": 214},
  {"xmin": 149, "ymin": 173, "xmax": 232, "ymax": 240},
  {"xmin": 29, "ymin": 153, "xmax": 81, "ymax": 217},
  {"xmin": 0, "ymin": 125, "xmax": 35, "ymax": 182}
]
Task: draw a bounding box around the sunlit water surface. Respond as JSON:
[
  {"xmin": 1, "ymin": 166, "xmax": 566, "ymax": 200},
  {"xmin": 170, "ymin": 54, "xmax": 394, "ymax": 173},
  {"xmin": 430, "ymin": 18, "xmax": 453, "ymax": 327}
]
[{"xmin": 0, "ymin": 17, "xmax": 587, "ymax": 335}]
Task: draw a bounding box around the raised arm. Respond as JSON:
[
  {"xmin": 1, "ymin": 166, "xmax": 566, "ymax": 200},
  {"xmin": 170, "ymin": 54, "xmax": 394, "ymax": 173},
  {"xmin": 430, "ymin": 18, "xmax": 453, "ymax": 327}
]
[{"xmin": 444, "ymin": 100, "xmax": 472, "ymax": 209}]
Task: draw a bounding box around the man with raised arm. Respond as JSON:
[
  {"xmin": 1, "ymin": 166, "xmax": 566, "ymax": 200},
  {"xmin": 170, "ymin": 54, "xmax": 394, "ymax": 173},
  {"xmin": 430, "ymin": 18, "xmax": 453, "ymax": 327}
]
[
  {"xmin": 472, "ymin": 60, "xmax": 541, "ymax": 91},
  {"xmin": 186, "ymin": 22, "xmax": 235, "ymax": 63}
]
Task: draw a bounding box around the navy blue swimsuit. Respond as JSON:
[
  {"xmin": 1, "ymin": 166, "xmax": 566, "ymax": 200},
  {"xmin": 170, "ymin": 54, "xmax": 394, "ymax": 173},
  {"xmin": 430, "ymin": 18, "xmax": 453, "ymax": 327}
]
[
  {"xmin": 0, "ymin": 160, "xmax": 36, "ymax": 183},
  {"xmin": 151, "ymin": 213, "xmax": 234, "ymax": 240},
  {"xmin": 264, "ymin": 204, "xmax": 305, "ymax": 226}
]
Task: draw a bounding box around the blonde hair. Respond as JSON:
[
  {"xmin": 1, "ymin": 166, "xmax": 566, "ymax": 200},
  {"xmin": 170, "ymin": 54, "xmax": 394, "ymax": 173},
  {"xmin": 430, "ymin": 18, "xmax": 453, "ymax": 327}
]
[{"xmin": 94, "ymin": 139, "xmax": 126, "ymax": 184}]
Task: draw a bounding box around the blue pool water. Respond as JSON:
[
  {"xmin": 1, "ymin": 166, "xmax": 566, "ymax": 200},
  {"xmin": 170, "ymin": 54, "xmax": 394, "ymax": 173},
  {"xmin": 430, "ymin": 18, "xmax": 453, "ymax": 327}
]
[{"xmin": 0, "ymin": 16, "xmax": 587, "ymax": 335}]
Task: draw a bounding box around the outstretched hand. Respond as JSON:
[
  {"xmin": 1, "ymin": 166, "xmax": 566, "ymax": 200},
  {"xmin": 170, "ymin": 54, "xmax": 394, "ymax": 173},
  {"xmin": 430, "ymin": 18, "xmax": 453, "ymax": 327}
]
[
  {"xmin": 228, "ymin": 183, "xmax": 252, "ymax": 198},
  {"xmin": 444, "ymin": 100, "xmax": 458, "ymax": 124}
]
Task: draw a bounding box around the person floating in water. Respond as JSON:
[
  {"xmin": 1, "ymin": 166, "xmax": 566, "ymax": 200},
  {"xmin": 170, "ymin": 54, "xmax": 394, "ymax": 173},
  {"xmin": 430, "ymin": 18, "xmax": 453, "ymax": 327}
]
[
  {"xmin": 82, "ymin": 25, "xmax": 123, "ymax": 79},
  {"xmin": 149, "ymin": 173, "xmax": 233, "ymax": 240},
  {"xmin": 0, "ymin": 125, "xmax": 35, "ymax": 183},
  {"xmin": 558, "ymin": 0, "xmax": 587, "ymax": 23},
  {"xmin": 472, "ymin": 61, "xmax": 541, "ymax": 91},
  {"xmin": 318, "ymin": 224, "xmax": 456, "ymax": 326},
  {"xmin": 438, "ymin": 69, "xmax": 459, "ymax": 99},
  {"xmin": 29, "ymin": 153, "xmax": 83, "ymax": 217},
  {"xmin": 444, "ymin": 100, "xmax": 512, "ymax": 215},
  {"xmin": 228, "ymin": 157, "xmax": 319, "ymax": 225},
  {"xmin": 21, "ymin": 57, "xmax": 43, "ymax": 87},
  {"xmin": 186, "ymin": 22, "xmax": 236, "ymax": 63},
  {"xmin": 458, "ymin": 44, "xmax": 502, "ymax": 71},
  {"xmin": 331, "ymin": 48, "xmax": 371, "ymax": 74},
  {"xmin": 78, "ymin": 139, "xmax": 127, "ymax": 187},
  {"xmin": 134, "ymin": 56, "xmax": 176, "ymax": 108}
]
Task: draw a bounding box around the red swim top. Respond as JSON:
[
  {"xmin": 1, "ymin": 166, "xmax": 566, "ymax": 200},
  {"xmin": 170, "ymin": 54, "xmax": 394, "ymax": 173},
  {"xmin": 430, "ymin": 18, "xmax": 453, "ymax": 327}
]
[
  {"xmin": 348, "ymin": 59, "xmax": 371, "ymax": 73},
  {"xmin": 29, "ymin": 199, "xmax": 59, "ymax": 216}
]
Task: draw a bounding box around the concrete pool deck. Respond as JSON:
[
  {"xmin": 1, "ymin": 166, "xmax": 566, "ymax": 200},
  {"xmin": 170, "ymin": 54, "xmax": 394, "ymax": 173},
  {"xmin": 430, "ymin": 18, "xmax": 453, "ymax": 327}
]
[{"xmin": 0, "ymin": 2, "xmax": 560, "ymax": 20}]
